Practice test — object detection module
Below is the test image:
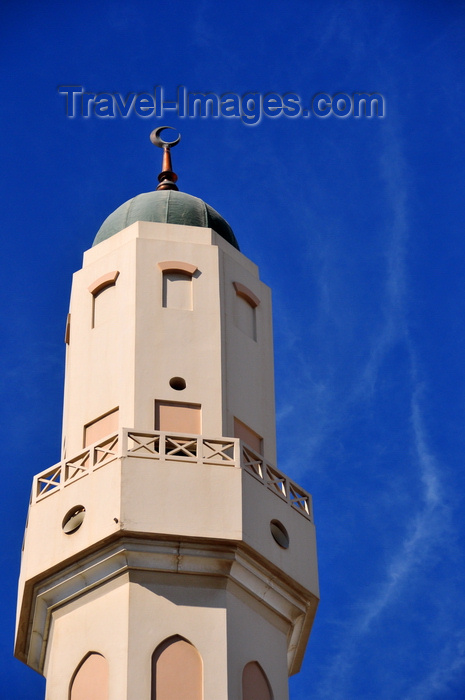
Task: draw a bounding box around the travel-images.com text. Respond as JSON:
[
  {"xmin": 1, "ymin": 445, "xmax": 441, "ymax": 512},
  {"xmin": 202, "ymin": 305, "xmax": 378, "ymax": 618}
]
[{"xmin": 58, "ymin": 86, "xmax": 385, "ymax": 125}]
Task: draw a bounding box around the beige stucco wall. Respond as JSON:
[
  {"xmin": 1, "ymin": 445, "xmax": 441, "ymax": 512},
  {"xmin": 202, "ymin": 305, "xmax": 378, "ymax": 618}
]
[
  {"xmin": 120, "ymin": 456, "xmax": 243, "ymax": 540},
  {"xmin": 43, "ymin": 571, "xmax": 291, "ymax": 700},
  {"xmin": 226, "ymin": 585, "xmax": 289, "ymax": 700},
  {"xmin": 62, "ymin": 222, "xmax": 276, "ymax": 462},
  {"xmin": 242, "ymin": 471, "xmax": 319, "ymax": 595},
  {"xmin": 44, "ymin": 575, "xmax": 130, "ymax": 700},
  {"xmin": 219, "ymin": 240, "xmax": 276, "ymax": 462},
  {"xmin": 18, "ymin": 459, "xmax": 121, "ymax": 586}
]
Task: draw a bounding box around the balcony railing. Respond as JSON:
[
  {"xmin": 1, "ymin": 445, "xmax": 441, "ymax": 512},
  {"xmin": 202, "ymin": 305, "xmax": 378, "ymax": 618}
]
[{"xmin": 32, "ymin": 429, "xmax": 312, "ymax": 520}]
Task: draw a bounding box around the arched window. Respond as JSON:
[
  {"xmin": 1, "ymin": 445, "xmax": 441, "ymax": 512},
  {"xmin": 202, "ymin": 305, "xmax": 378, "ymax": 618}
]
[
  {"xmin": 151, "ymin": 635, "xmax": 202, "ymax": 700},
  {"xmin": 158, "ymin": 261, "xmax": 197, "ymax": 311},
  {"xmin": 242, "ymin": 661, "xmax": 273, "ymax": 700},
  {"xmin": 70, "ymin": 652, "xmax": 109, "ymax": 700}
]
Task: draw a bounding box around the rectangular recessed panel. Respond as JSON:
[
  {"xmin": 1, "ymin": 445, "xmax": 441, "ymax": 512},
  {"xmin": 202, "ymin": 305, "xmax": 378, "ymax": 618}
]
[
  {"xmin": 155, "ymin": 401, "xmax": 201, "ymax": 434},
  {"xmin": 93, "ymin": 284, "xmax": 117, "ymax": 327},
  {"xmin": 84, "ymin": 408, "xmax": 119, "ymax": 447},
  {"xmin": 234, "ymin": 294, "xmax": 256, "ymax": 339},
  {"xmin": 234, "ymin": 417, "xmax": 262, "ymax": 454},
  {"xmin": 162, "ymin": 273, "xmax": 193, "ymax": 310}
]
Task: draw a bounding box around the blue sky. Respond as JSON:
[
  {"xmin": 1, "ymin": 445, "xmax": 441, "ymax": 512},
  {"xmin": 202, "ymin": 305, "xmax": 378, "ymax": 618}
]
[{"xmin": 2, "ymin": 1, "xmax": 465, "ymax": 698}]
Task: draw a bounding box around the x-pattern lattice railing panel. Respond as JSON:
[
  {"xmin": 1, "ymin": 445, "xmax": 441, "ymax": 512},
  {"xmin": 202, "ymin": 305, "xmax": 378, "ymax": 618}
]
[
  {"xmin": 165, "ymin": 436, "xmax": 198, "ymax": 459},
  {"xmin": 126, "ymin": 431, "xmax": 161, "ymax": 457},
  {"xmin": 240, "ymin": 444, "xmax": 312, "ymax": 520},
  {"xmin": 94, "ymin": 433, "xmax": 119, "ymax": 466},
  {"xmin": 34, "ymin": 432, "xmax": 120, "ymax": 502},
  {"xmin": 242, "ymin": 445, "xmax": 264, "ymax": 479},
  {"xmin": 124, "ymin": 431, "xmax": 238, "ymax": 466},
  {"xmin": 202, "ymin": 439, "xmax": 235, "ymax": 464},
  {"xmin": 265, "ymin": 464, "xmax": 288, "ymax": 500},
  {"xmin": 289, "ymin": 482, "xmax": 312, "ymax": 518},
  {"xmin": 64, "ymin": 450, "xmax": 90, "ymax": 483},
  {"xmin": 35, "ymin": 465, "xmax": 62, "ymax": 499},
  {"xmin": 32, "ymin": 429, "xmax": 312, "ymax": 519}
]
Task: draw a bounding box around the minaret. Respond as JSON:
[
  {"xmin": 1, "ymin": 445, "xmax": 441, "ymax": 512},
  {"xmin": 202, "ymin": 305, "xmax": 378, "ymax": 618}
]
[{"xmin": 15, "ymin": 129, "xmax": 319, "ymax": 700}]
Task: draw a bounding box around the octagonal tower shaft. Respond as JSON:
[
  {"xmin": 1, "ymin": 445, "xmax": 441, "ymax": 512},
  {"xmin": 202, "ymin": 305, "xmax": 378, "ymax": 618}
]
[
  {"xmin": 16, "ymin": 220, "xmax": 319, "ymax": 700},
  {"xmin": 61, "ymin": 221, "xmax": 276, "ymax": 464}
]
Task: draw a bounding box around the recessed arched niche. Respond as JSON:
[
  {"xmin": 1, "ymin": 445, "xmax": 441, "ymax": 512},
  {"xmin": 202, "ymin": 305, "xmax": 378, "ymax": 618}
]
[
  {"xmin": 233, "ymin": 281, "xmax": 260, "ymax": 341},
  {"xmin": 151, "ymin": 635, "xmax": 203, "ymax": 700},
  {"xmin": 158, "ymin": 261, "xmax": 198, "ymax": 311},
  {"xmin": 242, "ymin": 661, "xmax": 273, "ymax": 700},
  {"xmin": 88, "ymin": 271, "xmax": 120, "ymax": 328},
  {"xmin": 70, "ymin": 652, "xmax": 109, "ymax": 700}
]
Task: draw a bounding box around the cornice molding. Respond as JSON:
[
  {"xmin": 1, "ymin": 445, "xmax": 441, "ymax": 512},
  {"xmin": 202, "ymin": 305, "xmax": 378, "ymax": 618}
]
[{"xmin": 17, "ymin": 536, "xmax": 317, "ymax": 676}]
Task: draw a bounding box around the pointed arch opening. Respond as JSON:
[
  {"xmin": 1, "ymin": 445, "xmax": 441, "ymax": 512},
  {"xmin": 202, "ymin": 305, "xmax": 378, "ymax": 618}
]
[
  {"xmin": 242, "ymin": 661, "xmax": 273, "ymax": 700},
  {"xmin": 69, "ymin": 652, "xmax": 109, "ymax": 700},
  {"xmin": 151, "ymin": 635, "xmax": 203, "ymax": 700}
]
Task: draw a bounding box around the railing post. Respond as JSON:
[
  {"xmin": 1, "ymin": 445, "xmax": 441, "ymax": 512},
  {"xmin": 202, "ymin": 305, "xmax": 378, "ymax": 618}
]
[
  {"xmin": 234, "ymin": 437, "xmax": 240, "ymax": 469},
  {"xmin": 160, "ymin": 431, "xmax": 166, "ymax": 459},
  {"xmin": 121, "ymin": 428, "xmax": 127, "ymax": 457}
]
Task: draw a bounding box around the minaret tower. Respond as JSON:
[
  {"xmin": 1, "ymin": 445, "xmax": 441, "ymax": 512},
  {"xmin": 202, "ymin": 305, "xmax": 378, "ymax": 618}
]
[{"xmin": 15, "ymin": 129, "xmax": 319, "ymax": 700}]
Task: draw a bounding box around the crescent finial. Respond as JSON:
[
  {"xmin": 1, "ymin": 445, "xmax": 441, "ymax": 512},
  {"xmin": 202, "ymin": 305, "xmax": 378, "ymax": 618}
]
[
  {"xmin": 150, "ymin": 127, "xmax": 181, "ymax": 191},
  {"xmin": 150, "ymin": 126, "xmax": 181, "ymax": 149}
]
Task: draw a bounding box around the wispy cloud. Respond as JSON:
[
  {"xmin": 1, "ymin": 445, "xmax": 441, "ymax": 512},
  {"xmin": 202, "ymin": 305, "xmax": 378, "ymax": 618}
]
[
  {"xmin": 309, "ymin": 122, "xmax": 456, "ymax": 698},
  {"xmin": 356, "ymin": 386, "xmax": 448, "ymax": 631},
  {"xmin": 314, "ymin": 385, "xmax": 450, "ymax": 699},
  {"xmin": 356, "ymin": 124, "xmax": 408, "ymax": 399},
  {"xmin": 404, "ymin": 631, "xmax": 465, "ymax": 700}
]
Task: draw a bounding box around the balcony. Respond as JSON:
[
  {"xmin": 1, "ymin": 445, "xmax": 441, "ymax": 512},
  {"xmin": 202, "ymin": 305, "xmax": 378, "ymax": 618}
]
[{"xmin": 32, "ymin": 429, "xmax": 312, "ymax": 520}]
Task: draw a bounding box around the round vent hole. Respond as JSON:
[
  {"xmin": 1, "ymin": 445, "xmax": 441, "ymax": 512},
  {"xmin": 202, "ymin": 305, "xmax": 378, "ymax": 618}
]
[
  {"xmin": 169, "ymin": 376, "xmax": 186, "ymax": 391},
  {"xmin": 270, "ymin": 520, "xmax": 289, "ymax": 549},
  {"xmin": 62, "ymin": 506, "xmax": 86, "ymax": 535}
]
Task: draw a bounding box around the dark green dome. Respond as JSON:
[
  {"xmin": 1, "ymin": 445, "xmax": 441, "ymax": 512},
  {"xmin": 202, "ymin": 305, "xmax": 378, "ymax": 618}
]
[{"xmin": 93, "ymin": 189, "xmax": 239, "ymax": 250}]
